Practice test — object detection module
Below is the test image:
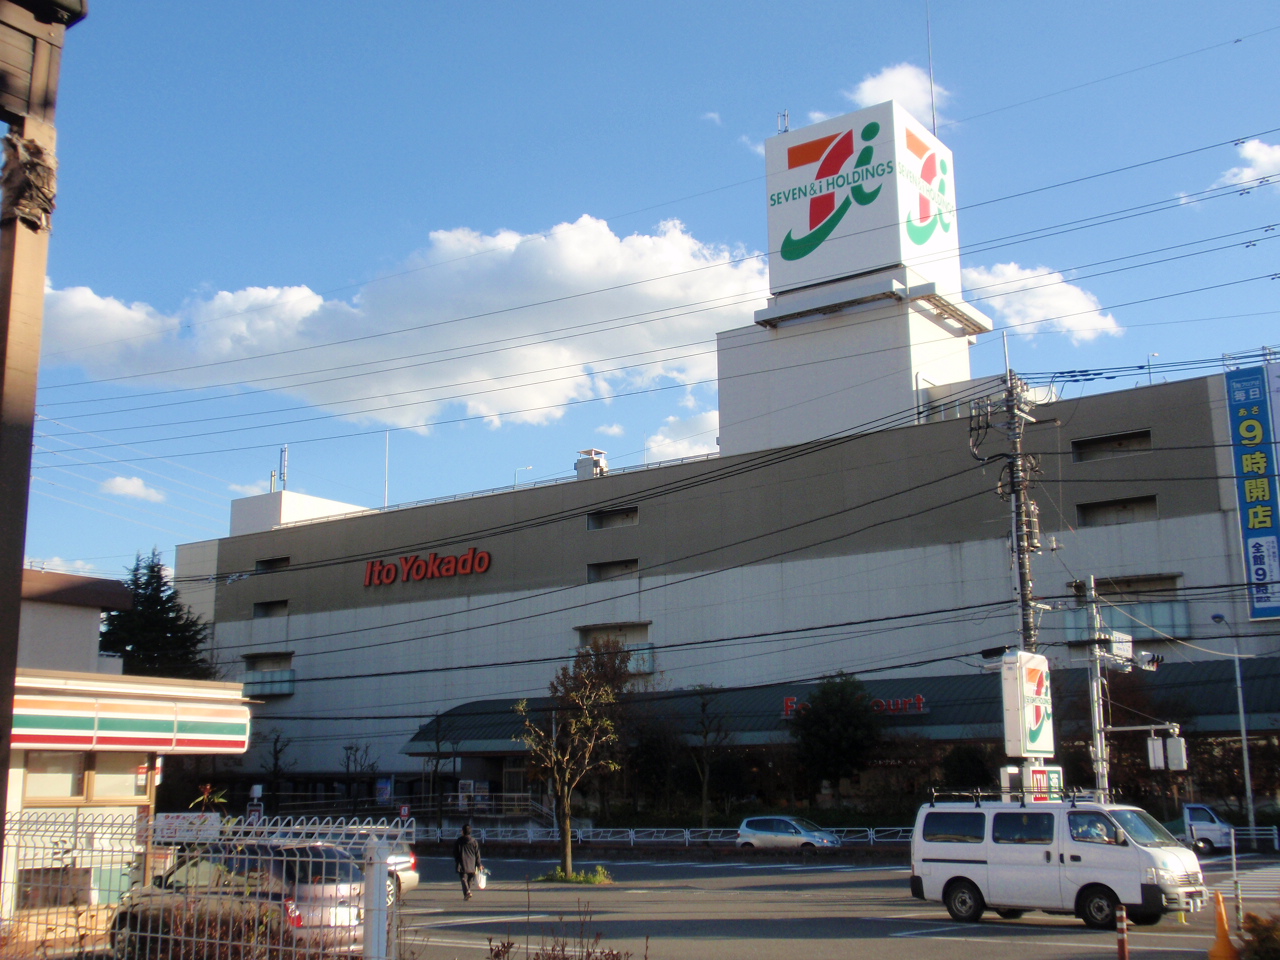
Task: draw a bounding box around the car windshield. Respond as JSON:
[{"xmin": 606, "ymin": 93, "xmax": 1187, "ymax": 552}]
[
  {"xmin": 791, "ymin": 818, "xmax": 823, "ymax": 832},
  {"xmin": 1111, "ymin": 809, "xmax": 1182, "ymax": 847},
  {"xmin": 282, "ymin": 846, "xmax": 365, "ymax": 884}
]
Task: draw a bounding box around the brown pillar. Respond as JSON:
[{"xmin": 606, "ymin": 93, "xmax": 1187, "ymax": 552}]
[{"xmin": 0, "ymin": 114, "xmax": 56, "ymax": 832}]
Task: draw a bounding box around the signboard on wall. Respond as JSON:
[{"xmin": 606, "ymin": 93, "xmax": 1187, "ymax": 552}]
[
  {"xmin": 764, "ymin": 100, "xmax": 960, "ymax": 297},
  {"xmin": 1225, "ymin": 366, "xmax": 1280, "ymax": 620},
  {"xmin": 1001, "ymin": 650, "xmax": 1054, "ymax": 758}
]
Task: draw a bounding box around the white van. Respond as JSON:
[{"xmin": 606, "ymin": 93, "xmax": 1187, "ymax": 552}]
[{"xmin": 910, "ymin": 800, "xmax": 1207, "ymax": 928}]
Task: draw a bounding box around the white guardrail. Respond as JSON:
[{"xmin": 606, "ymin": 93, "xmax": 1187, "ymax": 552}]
[
  {"xmin": 1233, "ymin": 826, "xmax": 1280, "ymax": 847},
  {"xmin": 412, "ymin": 825, "xmax": 913, "ymax": 845}
]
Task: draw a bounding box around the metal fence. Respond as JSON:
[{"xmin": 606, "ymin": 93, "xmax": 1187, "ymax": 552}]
[
  {"xmin": 410, "ymin": 824, "xmax": 914, "ymax": 846},
  {"xmin": 1, "ymin": 812, "xmax": 412, "ymax": 960}
]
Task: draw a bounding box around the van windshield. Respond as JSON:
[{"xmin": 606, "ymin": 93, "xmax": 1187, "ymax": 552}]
[{"xmin": 1111, "ymin": 809, "xmax": 1182, "ymax": 847}]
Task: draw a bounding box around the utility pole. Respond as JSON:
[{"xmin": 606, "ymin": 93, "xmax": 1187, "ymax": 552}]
[
  {"xmin": 971, "ymin": 372, "xmax": 1042, "ymax": 651},
  {"xmin": 1085, "ymin": 576, "xmax": 1111, "ymax": 800},
  {"xmin": 0, "ymin": 0, "xmax": 85, "ymax": 842}
]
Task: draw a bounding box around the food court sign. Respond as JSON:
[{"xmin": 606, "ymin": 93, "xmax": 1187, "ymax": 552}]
[
  {"xmin": 764, "ymin": 100, "xmax": 960, "ymax": 297},
  {"xmin": 1225, "ymin": 366, "xmax": 1280, "ymax": 620},
  {"xmin": 1002, "ymin": 650, "xmax": 1054, "ymax": 758}
]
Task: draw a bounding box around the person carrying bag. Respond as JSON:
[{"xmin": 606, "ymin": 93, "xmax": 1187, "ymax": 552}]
[{"xmin": 453, "ymin": 823, "xmax": 483, "ymax": 900}]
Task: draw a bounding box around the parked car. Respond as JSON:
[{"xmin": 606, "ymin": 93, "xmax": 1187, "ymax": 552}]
[
  {"xmin": 110, "ymin": 842, "xmax": 365, "ymax": 959},
  {"xmin": 735, "ymin": 816, "xmax": 841, "ymax": 849},
  {"xmin": 273, "ymin": 827, "xmax": 419, "ymax": 905},
  {"xmin": 1162, "ymin": 803, "xmax": 1234, "ymax": 855}
]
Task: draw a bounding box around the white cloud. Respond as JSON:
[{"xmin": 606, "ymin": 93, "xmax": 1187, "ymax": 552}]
[
  {"xmin": 596, "ymin": 423, "xmax": 625, "ymax": 437},
  {"xmin": 43, "ymin": 217, "xmax": 768, "ymax": 432},
  {"xmin": 807, "ymin": 111, "xmax": 833, "ymax": 125},
  {"xmin": 738, "ymin": 135, "xmax": 765, "ymax": 157},
  {"xmin": 100, "ymin": 476, "xmax": 166, "ymax": 502},
  {"xmin": 229, "ymin": 480, "xmax": 271, "ymax": 497},
  {"xmin": 646, "ymin": 411, "xmax": 719, "ymax": 461},
  {"xmin": 962, "ymin": 263, "xmax": 1121, "ymax": 343},
  {"xmin": 1213, "ymin": 139, "xmax": 1280, "ymax": 188},
  {"xmin": 844, "ymin": 63, "xmax": 949, "ymax": 126},
  {"xmin": 701, "ymin": 112, "xmax": 722, "ymax": 125}
]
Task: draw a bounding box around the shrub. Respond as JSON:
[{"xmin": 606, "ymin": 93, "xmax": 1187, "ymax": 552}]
[
  {"xmin": 536, "ymin": 865, "xmax": 613, "ymax": 885},
  {"xmin": 1243, "ymin": 911, "xmax": 1280, "ymax": 960}
]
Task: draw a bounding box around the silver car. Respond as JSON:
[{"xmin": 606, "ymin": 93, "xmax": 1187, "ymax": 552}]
[
  {"xmin": 736, "ymin": 816, "xmax": 841, "ymax": 849},
  {"xmin": 110, "ymin": 842, "xmax": 365, "ymax": 958}
]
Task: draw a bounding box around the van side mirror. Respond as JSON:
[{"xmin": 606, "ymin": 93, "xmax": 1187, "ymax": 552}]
[
  {"xmin": 1114, "ymin": 828, "xmax": 1127, "ymax": 846},
  {"xmin": 152, "ymin": 875, "xmax": 165, "ymax": 888}
]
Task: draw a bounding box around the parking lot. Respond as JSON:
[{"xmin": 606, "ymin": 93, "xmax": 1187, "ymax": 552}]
[{"xmin": 392, "ymin": 852, "xmax": 1269, "ymax": 959}]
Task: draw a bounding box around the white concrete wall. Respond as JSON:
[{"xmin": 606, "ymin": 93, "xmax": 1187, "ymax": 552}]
[
  {"xmin": 230, "ymin": 491, "xmax": 370, "ymax": 537},
  {"xmin": 215, "ymin": 511, "xmax": 1253, "ymax": 777},
  {"xmin": 717, "ymin": 298, "xmax": 973, "ymax": 456},
  {"xmin": 174, "ymin": 539, "xmax": 220, "ymax": 626}
]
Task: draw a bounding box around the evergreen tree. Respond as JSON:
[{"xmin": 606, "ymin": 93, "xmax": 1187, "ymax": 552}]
[
  {"xmin": 100, "ymin": 550, "xmax": 216, "ymax": 679},
  {"xmin": 789, "ymin": 672, "xmax": 881, "ymax": 794}
]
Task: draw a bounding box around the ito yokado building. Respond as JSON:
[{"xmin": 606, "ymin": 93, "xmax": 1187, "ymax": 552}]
[{"xmin": 174, "ymin": 101, "xmax": 1280, "ymax": 815}]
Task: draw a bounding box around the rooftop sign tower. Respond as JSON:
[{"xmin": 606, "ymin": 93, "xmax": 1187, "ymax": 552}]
[{"xmin": 717, "ymin": 101, "xmax": 993, "ymax": 455}]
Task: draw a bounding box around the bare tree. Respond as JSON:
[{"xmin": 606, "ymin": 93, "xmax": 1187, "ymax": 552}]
[
  {"xmin": 342, "ymin": 741, "xmax": 379, "ymax": 813},
  {"xmin": 688, "ymin": 686, "xmax": 729, "ymax": 828},
  {"xmin": 516, "ymin": 638, "xmax": 630, "ymax": 876},
  {"xmin": 256, "ymin": 727, "xmax": 296, "ymax": 814}
]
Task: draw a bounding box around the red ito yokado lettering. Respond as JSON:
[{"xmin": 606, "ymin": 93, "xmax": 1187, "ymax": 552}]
[{"xmin": 363, "ymin": 548, "xmax": 491, "ymax": 587}]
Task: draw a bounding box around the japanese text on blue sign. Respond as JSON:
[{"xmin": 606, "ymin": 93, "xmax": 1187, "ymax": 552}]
[{"xmin": 1225, "ymin": 366, "xmax": 1280, "ymax": 620}]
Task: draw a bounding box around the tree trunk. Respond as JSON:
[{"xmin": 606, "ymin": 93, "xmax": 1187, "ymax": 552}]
[
  {"xmin": 700, "ymin": 761, "xmax": 711, "ymax": 829},
  {"xmin": 557, "ymin": 788, "xmax": 574, "ymax": 876}
]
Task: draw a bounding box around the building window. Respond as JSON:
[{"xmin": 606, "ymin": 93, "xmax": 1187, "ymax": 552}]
[
  {"xmin": 253, "ymin": 599, "xmax": 289, "ymax": 619},
  {"xmin": 576, "ymin": 623, "xmax": 654, "ymax": 675},
  {"xmin": 25, "ymin": 751, "xmax": 86, "ymax": 799},
  {"xmin": 1072, "ymin": 430, "xmax": 1152, "ymax": 462},
  {"xmin": 1077, "ymin": 495, "xmax": 1157, "ymax": 527},
  {"xmin": 242, "ymin": 652, "xmax": 296, "ymax": 697},
  {"xmin": 92, "ymin": 752, "xmax": 149, "ymax": 799},
  {"xmin": 255, "ymin": 556, "xmax": 290, "ymax": 573},
  {"xmin": 587, "ymin": 559, "xmax": 638, "ymax": 582},
  {"xmin": 1059, "ymin": 575, "xmax": 1188, "ymax": 647},
  {"xmin": 586, "ymin": 507, "xmax": 638, "ymax": 530}
]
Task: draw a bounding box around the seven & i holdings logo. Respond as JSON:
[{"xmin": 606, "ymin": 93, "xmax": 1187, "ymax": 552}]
[{"xmin": 773, "ymin": 121, "xmax": 891, "ymax": 261}]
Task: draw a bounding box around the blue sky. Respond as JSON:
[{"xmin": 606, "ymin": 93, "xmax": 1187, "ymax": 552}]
[{"xmin": 25, "ymin": 0, "xmax": 1280, "ymax": 578}]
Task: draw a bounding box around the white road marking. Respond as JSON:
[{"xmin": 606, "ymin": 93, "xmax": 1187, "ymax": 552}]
[
  {"xmin": 1211, "ymin": 864, "xmax": 1280, "ymax": 898},
  {"xmin": 411, "ymin": 913, "xmax": 550, "ymax": 928}
]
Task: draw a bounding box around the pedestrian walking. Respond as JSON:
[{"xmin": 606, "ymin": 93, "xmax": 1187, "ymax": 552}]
[{"xmin": 453, "ymin": 823, "xmax": 483, "ymax": 900}]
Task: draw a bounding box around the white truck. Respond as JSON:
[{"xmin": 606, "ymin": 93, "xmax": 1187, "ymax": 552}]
[
  {"xmin": 911, "ymin": 800, "xmax": 1207, "ymax": 929},
  {"xmin": 1164, "ymin": 803, "xmax": 1234, "ymax": 855}
]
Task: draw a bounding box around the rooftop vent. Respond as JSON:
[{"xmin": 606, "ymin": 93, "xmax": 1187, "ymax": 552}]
[{"xmin": 575, "ymin": 449, "xmax": 609, "ymax": 480}]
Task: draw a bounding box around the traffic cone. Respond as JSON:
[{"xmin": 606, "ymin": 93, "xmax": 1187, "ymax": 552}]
[{"xmin": 1208, "ymin": 890, "xmax": 1240, "ymax": 960}]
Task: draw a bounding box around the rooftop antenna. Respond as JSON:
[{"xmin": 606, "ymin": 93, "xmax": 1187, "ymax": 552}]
[
  {"xmin": 279, "ymin": 444, "xmax": 288, "ymax": 491},
  {"xmin": 1002, "ymin": 329, "xmax": 1012, "ymax": 381},
  {"xmin": 777, "ymin": 110, "xmax": 789, "ymax": 134},
  {"xmin": 926, "ymin": 0, "xmax": 938, "ymax": 135}
]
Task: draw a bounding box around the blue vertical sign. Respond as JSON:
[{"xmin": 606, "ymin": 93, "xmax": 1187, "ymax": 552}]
[{"xmin": 1225, "ymin": 366, "xmax": 1280, "ymax": 620}]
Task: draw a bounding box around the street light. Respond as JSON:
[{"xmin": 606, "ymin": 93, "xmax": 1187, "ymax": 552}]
[
  {"xmin": 1147, "ymin": 353, "xmax": 1159, "ymax": 386},
  {"xmin": 514, "ymin": 465, "xmax": 532, "ymax": 489},
  {"xmin": 1212, "ymin": 613, "xmax": 1255, "ymax": 837}
]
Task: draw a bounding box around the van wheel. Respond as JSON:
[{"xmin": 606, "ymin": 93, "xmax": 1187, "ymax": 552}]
[
  {"xmin": 1193, "ymin": 837, "xmax": 1215, "ymax": 855},
  {"xmin": 1078, "ymin": 885, "xmax": 1119, "ymax": 930},
  {"xmin": 944, "ymin": 880, "xmax": 985, "ymax": 922},
  {"xmin": 995, "ymin": 909, "xmax": 1024, "ymax": 920}
]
